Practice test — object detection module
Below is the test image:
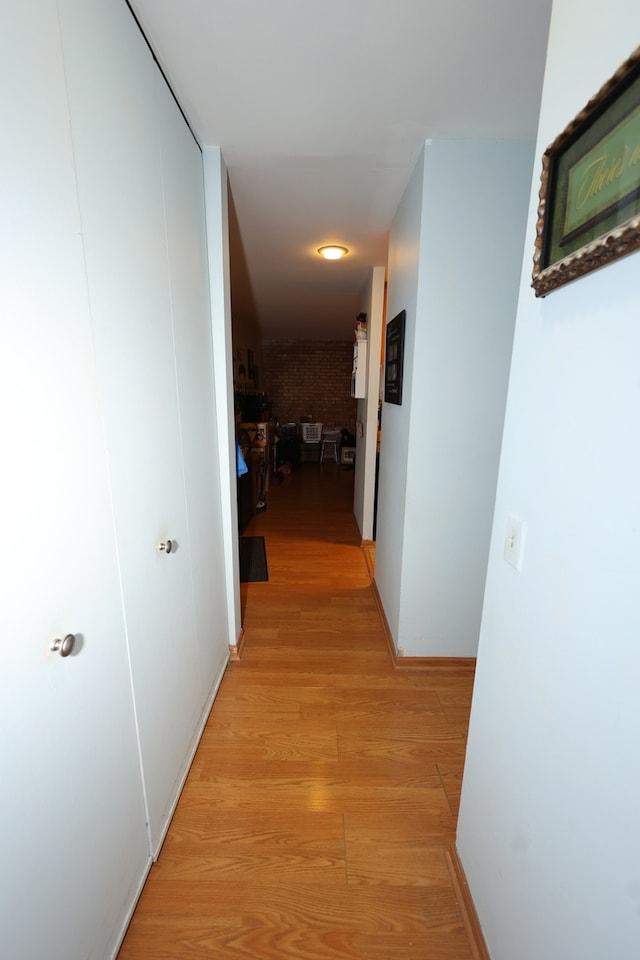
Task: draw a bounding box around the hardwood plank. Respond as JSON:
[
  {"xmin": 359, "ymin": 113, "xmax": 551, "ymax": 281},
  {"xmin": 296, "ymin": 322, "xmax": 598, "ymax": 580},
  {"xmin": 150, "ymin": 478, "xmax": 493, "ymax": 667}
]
[
  {"xmin": 162, "ymin": 810, "xmax": 345, "ymax": 853},
  {"xmin": 337, "ymin": 734, "xmax": 468, "ymax": 764},
  {"xmin": 240, "ymin": 883, "xmax": 439, "ymax": 932},
  {"xmin": 211, "ymin": 926, "xmax": 363, "ymax": 959},
  {"xmin": 184, "ymin": 769, "xmax": 450, "ymax": 812},
  {"xmin": 195, "ymin": 718, "xmax": 339, "ymax": 761},
  {"xmin": 344, "ymin": 810, "xmax": 457, "ymax": 848},
  {"xmin": 155, "ymin": 851, "xmax": 347, "ymax": 885},
  {"xmin": 124, "ymin": 877, "xmax": 246, "ymax": 921}
]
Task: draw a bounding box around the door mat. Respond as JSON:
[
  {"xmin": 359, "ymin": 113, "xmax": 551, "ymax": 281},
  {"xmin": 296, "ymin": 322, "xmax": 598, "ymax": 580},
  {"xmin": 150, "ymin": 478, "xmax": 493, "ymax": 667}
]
[{"xmin": 239, "ymin": 536, "xmax": 269, "ymax": 583}]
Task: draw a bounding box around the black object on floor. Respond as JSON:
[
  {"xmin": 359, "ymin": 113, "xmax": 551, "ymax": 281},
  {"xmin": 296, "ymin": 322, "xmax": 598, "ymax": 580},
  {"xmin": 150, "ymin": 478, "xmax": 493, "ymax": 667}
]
[{"xmin": 239, "ymin": 536, "xmax": 269, "ymax": 583}]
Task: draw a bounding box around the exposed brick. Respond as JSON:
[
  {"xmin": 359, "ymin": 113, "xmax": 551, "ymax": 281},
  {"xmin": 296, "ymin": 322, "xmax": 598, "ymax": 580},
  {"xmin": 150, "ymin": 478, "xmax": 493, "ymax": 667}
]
[{"xmin": 263, "ymin": 340, "xmax": 356, "ymax": 436}]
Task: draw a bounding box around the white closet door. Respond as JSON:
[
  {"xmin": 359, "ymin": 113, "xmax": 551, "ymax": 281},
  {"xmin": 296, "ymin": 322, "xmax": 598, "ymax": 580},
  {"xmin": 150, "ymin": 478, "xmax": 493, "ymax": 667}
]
[
  {"xmin": 158, "ymin": 75, "xmax": 231, "ymax": 697},
  {"xmin": 58, "ymin": 0, "xmax": 203, "ymax": 851},
  {"xmin": 0, "ymin": 5, "xmax": 149, "ymax": 959}
]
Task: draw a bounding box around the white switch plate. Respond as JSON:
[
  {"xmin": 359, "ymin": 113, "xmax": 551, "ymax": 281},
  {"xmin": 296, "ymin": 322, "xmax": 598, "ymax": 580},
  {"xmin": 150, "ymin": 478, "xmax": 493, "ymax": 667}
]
[{"xmin": 504, "ymin": 515, "xmax": 526, "ymax": 571}]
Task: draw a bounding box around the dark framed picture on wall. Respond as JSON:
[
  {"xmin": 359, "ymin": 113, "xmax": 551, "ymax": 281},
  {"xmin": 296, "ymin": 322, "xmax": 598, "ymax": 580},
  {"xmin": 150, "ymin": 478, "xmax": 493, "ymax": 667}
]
[
  {"xmin": 384, "ymin": 310, "xmax": 406, "ymax": 405},
  {"xmin": 532, "ymin": 46, "xmax": 640, "ymax": 297}
]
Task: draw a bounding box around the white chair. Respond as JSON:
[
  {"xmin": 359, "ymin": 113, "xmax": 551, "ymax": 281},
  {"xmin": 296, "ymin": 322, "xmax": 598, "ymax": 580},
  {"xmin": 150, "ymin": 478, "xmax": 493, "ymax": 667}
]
[{"xmin": 320, "ymin": 428, "xmax": 340, "ymax": 463}]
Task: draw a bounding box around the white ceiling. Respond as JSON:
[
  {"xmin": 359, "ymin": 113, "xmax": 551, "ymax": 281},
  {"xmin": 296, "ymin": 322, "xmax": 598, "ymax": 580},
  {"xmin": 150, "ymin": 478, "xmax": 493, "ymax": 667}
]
[{"xmin": 128, "ymin": 0, "xmax": 553, "ymax": 340}]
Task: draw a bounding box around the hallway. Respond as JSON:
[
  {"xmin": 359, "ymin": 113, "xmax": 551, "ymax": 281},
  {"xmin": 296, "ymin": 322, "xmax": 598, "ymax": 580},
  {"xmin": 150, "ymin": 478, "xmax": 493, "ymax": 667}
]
[{"xmin": 118, "ymin": 463, "xmax": 477, "ymax": 959}]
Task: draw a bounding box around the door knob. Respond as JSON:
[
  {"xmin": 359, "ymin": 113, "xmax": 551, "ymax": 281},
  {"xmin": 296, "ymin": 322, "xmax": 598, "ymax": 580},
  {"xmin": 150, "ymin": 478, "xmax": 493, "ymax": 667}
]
[
  {"xmin": 158, "ymin": 539, "xmax": 174, "ymax": 554},
  {"xmin": 51, "ymin": 634, "xmax": 76, "ymax": 658}
]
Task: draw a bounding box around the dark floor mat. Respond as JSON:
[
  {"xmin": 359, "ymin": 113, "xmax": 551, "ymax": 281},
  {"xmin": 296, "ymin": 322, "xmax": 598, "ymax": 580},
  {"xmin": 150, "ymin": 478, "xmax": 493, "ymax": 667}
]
[{"xmin": 239, "ymin": 536, "xmax": 269, "ymax": 583}]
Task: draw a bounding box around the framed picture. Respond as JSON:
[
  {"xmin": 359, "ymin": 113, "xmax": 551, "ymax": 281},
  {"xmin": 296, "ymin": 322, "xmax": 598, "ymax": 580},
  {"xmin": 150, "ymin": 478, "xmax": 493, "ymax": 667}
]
[
  {"xmin": 532, "ymin": 46, "xmax": 640, "ymax": 297},
  {"xmin": 234, "ymin": 348, "xmax": 248, "ymax": 389},
  {"xmin": 384, "ymin": 310, "xmax": 406, "ymax": 405}
]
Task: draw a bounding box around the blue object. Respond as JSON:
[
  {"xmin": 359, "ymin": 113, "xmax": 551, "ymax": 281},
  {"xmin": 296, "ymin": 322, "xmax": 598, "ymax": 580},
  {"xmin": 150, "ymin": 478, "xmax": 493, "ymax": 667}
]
[{"xmin": 236, "ymin": 441, "xmax": 248, "ymax": 477}]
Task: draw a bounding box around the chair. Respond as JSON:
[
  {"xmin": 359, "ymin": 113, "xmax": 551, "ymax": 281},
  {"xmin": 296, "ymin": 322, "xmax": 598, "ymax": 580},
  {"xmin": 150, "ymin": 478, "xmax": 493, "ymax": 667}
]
[{"xmin": 320, "ymin": 428, "xmax": 340, "ymax": 463}]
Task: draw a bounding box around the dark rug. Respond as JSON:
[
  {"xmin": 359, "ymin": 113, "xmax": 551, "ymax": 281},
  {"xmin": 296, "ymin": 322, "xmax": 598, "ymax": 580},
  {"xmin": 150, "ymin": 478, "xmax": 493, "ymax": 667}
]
[{"xmin": 239, "ymin": 536, "xmax": 269, "ymax": 583}]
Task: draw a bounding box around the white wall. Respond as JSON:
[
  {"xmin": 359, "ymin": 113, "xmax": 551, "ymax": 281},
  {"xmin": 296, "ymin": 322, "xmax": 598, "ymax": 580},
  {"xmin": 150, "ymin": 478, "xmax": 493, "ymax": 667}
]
[
  {"xmin": 353, "ymin": 266, "xmax": 385, "ymax": 542},
  {"xmin": 457, "ymin": 7, "xmax": 640, "ymax": 959},
  {"xmin": 376, "ymin": 139, "xmax": 534, "ymax": 656},
  {"xmin": 374, "ymin": 152, "xmax": 423, "ymax": 643}
]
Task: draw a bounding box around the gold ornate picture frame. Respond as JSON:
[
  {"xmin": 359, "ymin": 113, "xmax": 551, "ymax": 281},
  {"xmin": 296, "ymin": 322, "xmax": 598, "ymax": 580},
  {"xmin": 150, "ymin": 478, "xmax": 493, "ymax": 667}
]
[{"xmin": 532, "ymin": 46, "xmax": 640, "ymax": 297}]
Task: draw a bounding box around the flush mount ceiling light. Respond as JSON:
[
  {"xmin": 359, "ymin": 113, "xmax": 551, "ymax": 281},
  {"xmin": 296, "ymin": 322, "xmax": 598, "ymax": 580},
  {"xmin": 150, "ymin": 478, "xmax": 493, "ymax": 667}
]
[{"xmin": 317, "ymin": 245, "xmax": 349, "ymax": 260}]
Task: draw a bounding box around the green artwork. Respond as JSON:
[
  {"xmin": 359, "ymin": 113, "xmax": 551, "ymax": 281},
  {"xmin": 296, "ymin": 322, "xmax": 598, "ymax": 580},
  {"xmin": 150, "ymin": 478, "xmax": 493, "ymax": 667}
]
[{"xmin": 544, "ymin": 69, "xmax": 640, "ymax": 267}]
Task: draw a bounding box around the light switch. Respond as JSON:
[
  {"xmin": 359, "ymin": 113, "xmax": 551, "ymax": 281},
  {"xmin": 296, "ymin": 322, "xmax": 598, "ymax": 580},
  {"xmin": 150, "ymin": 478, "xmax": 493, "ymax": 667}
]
[{"xmin": 504, "ymin": 515, "xmax": 526, "ymax": 571}]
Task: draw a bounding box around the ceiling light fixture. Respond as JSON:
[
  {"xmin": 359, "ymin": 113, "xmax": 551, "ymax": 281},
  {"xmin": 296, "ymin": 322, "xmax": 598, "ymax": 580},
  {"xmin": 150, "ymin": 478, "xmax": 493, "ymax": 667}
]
[{"xmin": 317, "ymin": 245, "xmax": 349, "ymax": 260}]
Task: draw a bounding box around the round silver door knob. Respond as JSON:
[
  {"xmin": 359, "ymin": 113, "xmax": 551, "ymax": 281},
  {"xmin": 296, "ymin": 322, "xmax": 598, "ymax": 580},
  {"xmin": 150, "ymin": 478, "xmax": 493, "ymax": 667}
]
[
  {"xmin": 51, "ymin": 634, "xmax": 76, "ymax": 658},
  {"xmin": 158, "ymin": 539, "xmax": 174, "ymax": 554}
]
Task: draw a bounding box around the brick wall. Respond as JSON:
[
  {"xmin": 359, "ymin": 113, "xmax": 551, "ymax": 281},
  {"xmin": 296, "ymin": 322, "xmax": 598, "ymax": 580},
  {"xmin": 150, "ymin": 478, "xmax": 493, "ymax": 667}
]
[{"xmin": 263, "ymin": 339, "xmax": 357, "ymax": 435}]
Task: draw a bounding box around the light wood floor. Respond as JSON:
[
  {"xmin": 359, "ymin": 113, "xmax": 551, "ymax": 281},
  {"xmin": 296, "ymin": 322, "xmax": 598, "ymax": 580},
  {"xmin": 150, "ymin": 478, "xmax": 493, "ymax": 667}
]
[{"xmin": 118, "ymin": 461, "xmax": 476, "ymax": 960}]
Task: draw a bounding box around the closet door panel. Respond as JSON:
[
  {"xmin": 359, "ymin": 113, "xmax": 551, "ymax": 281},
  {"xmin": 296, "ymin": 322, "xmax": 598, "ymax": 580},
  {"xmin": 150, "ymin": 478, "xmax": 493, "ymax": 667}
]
[
  {"xmin": 158, "ymin": 75, "xmax": 230, "ymax": 695},
  {"xmin": 0, "ymin": 4, "xmax": 149, "ymax": 958},
  {"xmin": 59, "ymin": 0, "xmax": 201, "ymax": 850}
]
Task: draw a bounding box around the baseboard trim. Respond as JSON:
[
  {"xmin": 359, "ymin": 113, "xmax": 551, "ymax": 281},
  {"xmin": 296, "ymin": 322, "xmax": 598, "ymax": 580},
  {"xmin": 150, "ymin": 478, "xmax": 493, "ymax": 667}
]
[
  {"xmin": 445, "ymin": 844, "xmax": 490, "ymax": 960},
  {"xmin": 229, "ymin": 626, "xmax": 246, "ymax": 662},
  {"xmin": 369, "ymin": 577, "xmax": 476, "ymax": 674}
]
